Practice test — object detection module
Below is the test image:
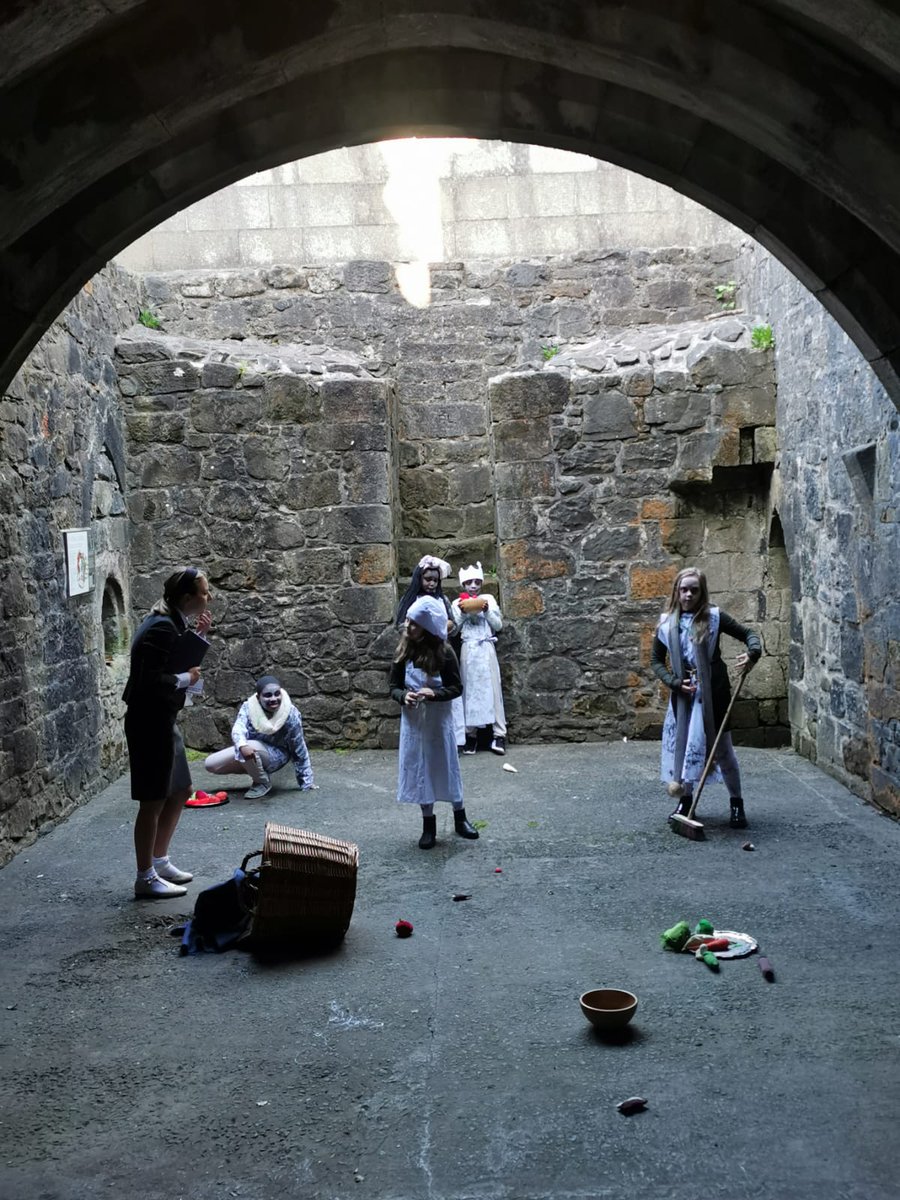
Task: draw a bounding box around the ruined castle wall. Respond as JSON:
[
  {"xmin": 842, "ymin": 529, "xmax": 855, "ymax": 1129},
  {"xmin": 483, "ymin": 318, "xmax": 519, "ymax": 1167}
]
[
  {"xmin": 118, "ymin": 332, "xmax": 399, "ymax": 753},
  {"xmin": 490, "ymin": 321, "xmax": 785, "ymax": 744},
  {"xmin": 743, "ymin": 246, "xmax": 900, "ymax": 814},
  {"xmin": 128, "ymin": 258, "xmax": 788, "ymax": 752},
  {"xmin": 0, "ymin": 268, "xmax": 139, "ymax": 862},
  {"xmin": 140, "ymin": 247, "xmax": 742, "ymax": 580}
]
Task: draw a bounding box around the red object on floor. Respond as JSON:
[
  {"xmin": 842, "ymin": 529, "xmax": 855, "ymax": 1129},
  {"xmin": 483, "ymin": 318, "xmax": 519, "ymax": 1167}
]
[
  {"xmin": 185, "ymin": 790, "xmax": 229, "ymax": 808},
  {"xmin": 395, "ymin": 919, "xmax": 414, "ymax": 938}
]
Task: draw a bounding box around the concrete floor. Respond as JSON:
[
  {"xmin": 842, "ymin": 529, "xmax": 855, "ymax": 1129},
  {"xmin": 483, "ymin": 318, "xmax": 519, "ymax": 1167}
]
[{"xmin": 0, "ymin": 741, "xmax": 898, "ymax": 1200}]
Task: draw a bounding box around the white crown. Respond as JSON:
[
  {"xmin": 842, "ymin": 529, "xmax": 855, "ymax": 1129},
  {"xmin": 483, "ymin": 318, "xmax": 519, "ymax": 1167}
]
[{"xmin": 459, "ymin": 561, "xmax": 484, "ymax": 584}]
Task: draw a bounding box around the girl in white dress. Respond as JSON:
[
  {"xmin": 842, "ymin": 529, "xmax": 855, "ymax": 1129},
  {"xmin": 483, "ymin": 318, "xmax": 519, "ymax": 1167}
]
[
  {"xmin": 451, "ymin": 562, "xmax": 508, "ymax": 755},
  {"xmin": 389, "ymin": 596, "xmax": 480, "ymax": 849}
]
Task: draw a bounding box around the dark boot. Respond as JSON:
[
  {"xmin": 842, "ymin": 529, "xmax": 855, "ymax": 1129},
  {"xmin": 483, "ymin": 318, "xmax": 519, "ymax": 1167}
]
[
  {"xmin": 453, "ymin": 808, "xmax": 479, "ymax": 839},
  {"xmin": 670, "ymin": 794, "xmax": 693, "ymax": 819},
  {"xmin": 418, "ymin": 815, "xmax": 437, "ymax": 849},
  {"xmin": 729, "ymin": 798, "xmax": 748, "ymax": 829}
]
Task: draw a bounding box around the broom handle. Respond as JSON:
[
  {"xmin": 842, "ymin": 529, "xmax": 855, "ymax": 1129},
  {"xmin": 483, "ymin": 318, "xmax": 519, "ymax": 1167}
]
[{"xmin": 686, "ymin": 668, "xmax": 749, "ymax": 821}]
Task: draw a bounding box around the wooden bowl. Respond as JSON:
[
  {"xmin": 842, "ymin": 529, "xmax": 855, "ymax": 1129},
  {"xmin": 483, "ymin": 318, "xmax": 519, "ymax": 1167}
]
[{"xmin": 579, "ymin": 988, "xmax": 638, "ymax": 1030}]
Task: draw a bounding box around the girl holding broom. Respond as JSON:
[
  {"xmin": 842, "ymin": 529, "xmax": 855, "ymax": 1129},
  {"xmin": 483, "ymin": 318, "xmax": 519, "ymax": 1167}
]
[
  {"xmin": 651, "ymin": 567, "xmax": 761, "ymax": 828},
  {"xmin": 389, "ymin": 595, "xmax": 480, "ymax": 849}
]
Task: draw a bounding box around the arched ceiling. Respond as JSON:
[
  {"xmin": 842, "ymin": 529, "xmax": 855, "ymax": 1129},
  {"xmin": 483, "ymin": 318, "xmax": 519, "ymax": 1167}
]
[{"xmin": 3, "ymin": 1, "xmax": 900, "ymax": 404}]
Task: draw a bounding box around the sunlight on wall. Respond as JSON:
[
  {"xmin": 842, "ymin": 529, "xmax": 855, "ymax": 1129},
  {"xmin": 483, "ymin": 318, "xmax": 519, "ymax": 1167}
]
[{"xmin": 381, "ymin": 138, "xmax": 459, "ymax": 307}]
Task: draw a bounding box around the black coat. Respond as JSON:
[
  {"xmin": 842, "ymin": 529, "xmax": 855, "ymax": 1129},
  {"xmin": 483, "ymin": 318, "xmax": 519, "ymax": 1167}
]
[
  {"xmin": 122, "ymin": 609, "xmax": 194, "ymax": 801},
  {"xmin": 122, "ymin": 611, "xmax": 188, "ymax": 717},
  {"xmin": 651, "ymin": 609, "xmax": 762, "ymax": 730},
  {"xmin": 389, "ymin": 645, "xmax": 463, "ymax": 705}
]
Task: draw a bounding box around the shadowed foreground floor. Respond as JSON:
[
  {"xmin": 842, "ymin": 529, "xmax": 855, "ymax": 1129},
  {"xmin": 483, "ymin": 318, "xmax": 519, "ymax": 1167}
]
[{"xmin": 1, "ymin": 742, "xmax": 898, "ymax": 1200}]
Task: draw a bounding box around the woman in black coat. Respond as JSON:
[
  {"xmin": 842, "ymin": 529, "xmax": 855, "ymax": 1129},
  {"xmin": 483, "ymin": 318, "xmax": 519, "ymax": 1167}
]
[{"xmin": 123, "ymin": 567, "xmax": 212, "ymax": 898}]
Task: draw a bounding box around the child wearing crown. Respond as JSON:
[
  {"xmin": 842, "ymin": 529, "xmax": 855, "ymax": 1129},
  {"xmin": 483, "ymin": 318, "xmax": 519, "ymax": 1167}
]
[{"xmin": 450, "ymin": 562, "xmax": 507, "ymax": 755}]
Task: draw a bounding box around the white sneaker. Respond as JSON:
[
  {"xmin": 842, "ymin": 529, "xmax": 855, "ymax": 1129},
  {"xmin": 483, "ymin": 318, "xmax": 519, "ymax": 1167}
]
[
  {"xmin": 155, "ymin": 860, "xmax": 193, "ymax": 884},
  {"xmin": 134, "ymin": 873, "xmax": 187, "ymax": 899}
]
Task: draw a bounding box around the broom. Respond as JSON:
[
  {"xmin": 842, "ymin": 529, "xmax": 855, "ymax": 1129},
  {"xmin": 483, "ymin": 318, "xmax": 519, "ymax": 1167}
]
[{"xmin": 669, "ymin": 667, "xmax": 750, "ymax": 841}]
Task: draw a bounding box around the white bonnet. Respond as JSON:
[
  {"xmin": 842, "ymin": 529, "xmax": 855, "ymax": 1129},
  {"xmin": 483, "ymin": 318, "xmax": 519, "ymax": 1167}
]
[
  {"xmin": 406, "ymin": 596, "xmax": 449, "ymax": 640},
  {"xmin": 417, "ymin": 555, "xmax": 451, "ymax": 579}
]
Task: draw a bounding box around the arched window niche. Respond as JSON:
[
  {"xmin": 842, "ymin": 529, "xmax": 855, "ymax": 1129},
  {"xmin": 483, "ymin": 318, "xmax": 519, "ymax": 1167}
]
[{"xmin": 101, "ymin": 577, "xmax": 128, "ymax": 665}]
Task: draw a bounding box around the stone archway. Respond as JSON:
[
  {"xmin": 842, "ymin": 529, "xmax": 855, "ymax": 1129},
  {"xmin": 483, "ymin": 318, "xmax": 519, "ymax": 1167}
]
[{"xmin": 3, "ymin": 2, "xmax": 900, "ymax": 402}]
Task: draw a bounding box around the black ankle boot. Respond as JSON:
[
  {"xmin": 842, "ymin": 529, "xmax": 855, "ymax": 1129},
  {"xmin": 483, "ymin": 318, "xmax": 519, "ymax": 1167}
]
[
  {"xmin": 671, "ymin": 795, "xmax": 693, "ymax": 819},
  {"xmin": 418, "ymin": 815, "xmax": 437, "ymax": 849},
  {"xmin": 729, "ymin": 798, "xmax": 748, "ymax": 829},
  {"xmin": 453, "ymin": 808, "xmax": 479, "ymax": 839}
]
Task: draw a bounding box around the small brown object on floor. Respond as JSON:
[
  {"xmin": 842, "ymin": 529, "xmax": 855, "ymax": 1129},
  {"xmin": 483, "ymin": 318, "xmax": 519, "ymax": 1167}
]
[
  {"xmin": 452, "ymin": 893, "xmax": 472, "ymax": 901},
  {"xmin": 759, "ymin": 956, "xmax": 775, "ymax": 981},
  {"xmin": 742, "ymin": 841, "xmax": 755, "ymax": 851},
  {"xmin": 617, "ymin": 1096, "xmax": 648, "ymax": 1115}
]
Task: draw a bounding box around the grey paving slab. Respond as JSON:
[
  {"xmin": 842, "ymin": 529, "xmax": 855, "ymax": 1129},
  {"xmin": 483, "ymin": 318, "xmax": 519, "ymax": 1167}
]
[{"xmin": 0, "ymin": 742, "xmax": 898, "ymax": 1200}]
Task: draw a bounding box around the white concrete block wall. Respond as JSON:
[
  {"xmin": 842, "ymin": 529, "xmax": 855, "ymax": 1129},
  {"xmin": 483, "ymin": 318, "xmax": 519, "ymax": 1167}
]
[{"xmin": 114, "ymin": 138, "xmax": 737, "ymax": 271}]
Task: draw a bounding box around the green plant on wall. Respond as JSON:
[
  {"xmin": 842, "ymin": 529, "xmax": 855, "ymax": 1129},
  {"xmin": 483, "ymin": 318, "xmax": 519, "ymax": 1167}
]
[
  {"xmin": 541, "ymin": 344, "xmax": 560, "ymax": 361},
  {"xmin": 715, "ymin": 281, "xmax": 738, "ymax": 311},
  {"xmin": 751, "ymin": 323, "xmax": 775, "ymax": 350},
  {"xmin": 138, "ymin": 308, "xmax": 161, "ymax": 330}
]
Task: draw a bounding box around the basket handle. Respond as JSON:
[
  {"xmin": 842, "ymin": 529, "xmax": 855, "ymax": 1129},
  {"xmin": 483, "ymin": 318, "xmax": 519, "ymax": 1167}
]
[{"xmin": 239, "ymin": 849, "xmax": 263, "ymax": 919}]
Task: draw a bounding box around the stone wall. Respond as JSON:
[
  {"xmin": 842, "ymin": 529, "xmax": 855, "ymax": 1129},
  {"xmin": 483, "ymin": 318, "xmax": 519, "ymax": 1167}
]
[
  {"xmin": 119, "ymin": 330, "xmax": 399, "ymax": 752},
  {"xmin": 139, "ymin": 247, "xmax": 742, "ymax": 581},
  {"xmin": 115, "ymin": 141, "xmax": 737, "ymax": 273},
  {"xmin": 0, "ymin": 267, "xmax": 139, "ymax": 862},
  {"xmin": 489, "ymin": 320, "xmax": 786, "ymax": 743},
  {"xmin": 122, "ymin": 263, "xmax": 790, "ymax": 752},
  {"xmin": 742, "ymin": 246, "xmax": 900, "ymax": 815}
]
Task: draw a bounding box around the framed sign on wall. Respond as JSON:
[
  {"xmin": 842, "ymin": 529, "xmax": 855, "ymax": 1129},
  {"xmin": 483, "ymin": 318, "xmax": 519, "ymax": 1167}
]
[{"xmin": 63, "ymin": 528, "xmax": 93, "ymax": 597}]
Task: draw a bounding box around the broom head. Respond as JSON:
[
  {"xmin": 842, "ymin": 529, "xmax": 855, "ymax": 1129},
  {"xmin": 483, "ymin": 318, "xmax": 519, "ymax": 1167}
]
[{"xmin": 668, "ymin": 812, "xmax": 706, "ymax": 840}]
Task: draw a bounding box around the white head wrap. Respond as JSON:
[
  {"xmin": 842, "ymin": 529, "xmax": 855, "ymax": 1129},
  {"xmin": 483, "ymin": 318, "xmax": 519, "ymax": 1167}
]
[
  {"xmin": 459, "ymin": 561, "xmax": 484, "ymax": 585},
  {"xmin": 406, "ymin": 596, "xmax": 449, "ymax": 640},
  {"xmin": 417, "ymin": 555, "xmax": 452, "ymax": 579}
]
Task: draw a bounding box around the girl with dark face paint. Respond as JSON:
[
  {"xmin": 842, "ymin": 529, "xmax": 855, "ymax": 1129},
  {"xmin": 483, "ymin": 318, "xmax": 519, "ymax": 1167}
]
[
  {"xmin": 395, "ymin": 554, "xmax": 456, "ymax": 637},
  {"xmin": 204, "ymin": 674, "xmax": 315, "ymax": 798}
]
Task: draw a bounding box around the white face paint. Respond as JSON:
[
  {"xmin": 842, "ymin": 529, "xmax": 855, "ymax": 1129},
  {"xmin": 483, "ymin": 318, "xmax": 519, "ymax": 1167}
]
[
  {"xmin": 259, "ymin": 685, "xmax": 282, "ymax": 712},
  {"xmin": 463, "ymin": 579, "xmax": 482, "ymax": 594},
  {"xmin": 678, "ymin": 576, "xmax": 701, "ymax": 613}
]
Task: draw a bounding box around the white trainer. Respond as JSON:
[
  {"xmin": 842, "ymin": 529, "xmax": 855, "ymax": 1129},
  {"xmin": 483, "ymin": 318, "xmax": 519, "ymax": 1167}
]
[
  {"xmin": 134, "ymin": 873, "xmax": 187, "ymax": 899},
  {"xmin": 155, "ymin": 860, "xmax": 193, "ymax": 884}
]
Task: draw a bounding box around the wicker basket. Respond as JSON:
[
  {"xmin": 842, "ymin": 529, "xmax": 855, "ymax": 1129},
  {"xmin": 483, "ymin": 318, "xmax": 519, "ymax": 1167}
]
[{"xmin": 241, "ymin": 823, "xmax": 359, "ymax": 946}]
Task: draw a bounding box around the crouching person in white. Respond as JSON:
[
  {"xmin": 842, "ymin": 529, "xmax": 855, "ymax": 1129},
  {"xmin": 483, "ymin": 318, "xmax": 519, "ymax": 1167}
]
[
  {"xmin": 450, "ymin": 562, "xmax": 508, "ymax": 755},
  {"xmin": 204, "ymin": 675, "xmax": 316, "ymax": 798}
]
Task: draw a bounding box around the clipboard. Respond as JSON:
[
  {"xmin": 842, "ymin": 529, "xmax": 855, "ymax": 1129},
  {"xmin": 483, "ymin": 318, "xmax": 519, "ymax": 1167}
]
[{"xmin": 167, "ymin": 629, "xmax": 210, "ymax": 674}]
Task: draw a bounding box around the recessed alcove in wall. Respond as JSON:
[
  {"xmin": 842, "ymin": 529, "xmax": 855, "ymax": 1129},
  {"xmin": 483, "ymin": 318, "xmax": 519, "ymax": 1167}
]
[
  {"xmin": 101, "ymin": 577, "xmax": 127, "ymax": 665},
  {"xmin": 842, "ymin": 443, "xmax": 877, "ymax": 507}
]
